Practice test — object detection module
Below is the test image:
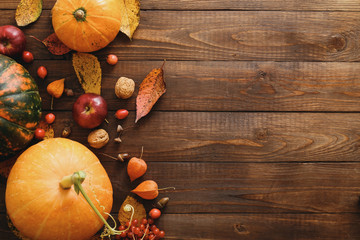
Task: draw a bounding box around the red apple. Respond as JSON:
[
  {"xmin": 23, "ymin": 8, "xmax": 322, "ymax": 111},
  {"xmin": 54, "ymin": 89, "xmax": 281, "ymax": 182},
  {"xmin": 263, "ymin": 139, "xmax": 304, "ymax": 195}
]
[
  {"xmin": 72, "ymin": 93, "xmax": 108, "ymax": 129},
  {"xmin": 0, "ymin": 25, "xmax": 26, "ymax": 57}
]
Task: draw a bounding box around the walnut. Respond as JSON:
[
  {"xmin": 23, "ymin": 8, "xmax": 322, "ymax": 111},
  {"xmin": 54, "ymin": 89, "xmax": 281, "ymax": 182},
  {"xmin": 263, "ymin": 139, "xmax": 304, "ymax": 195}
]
[
  {"xmin": 87, "ymin": 129, "xmax": 109, "ymax": 149},
  {"xmin": 115, "ymin": 77, "xmax": 135, "ymax": 99}
]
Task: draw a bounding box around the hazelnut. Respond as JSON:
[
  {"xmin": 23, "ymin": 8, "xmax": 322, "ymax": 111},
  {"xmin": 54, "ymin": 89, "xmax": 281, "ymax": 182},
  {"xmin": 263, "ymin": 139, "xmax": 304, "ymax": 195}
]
[
  {"xmin": 87, "ymin": 129, "xmax": 109, "ymax": 149},
  {"xmin": 115, "ymin": 77, "xmax": 135, "ymax": 99}
]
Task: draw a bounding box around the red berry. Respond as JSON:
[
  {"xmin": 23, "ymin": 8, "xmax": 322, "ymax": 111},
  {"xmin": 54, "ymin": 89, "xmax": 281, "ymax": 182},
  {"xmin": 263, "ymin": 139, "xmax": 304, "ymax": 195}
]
[
  {"xmin": 132, "ymin": 219, "xmax": 139, "ymax": 226},
  {"xmin": 125, "ymin": 221, "xmax": 130, "ymax": 227},
  {"xmin": 115, "ymin": 109, "xmax": 129, "ymax": 120},
  {"xmin": 153, "ymin": 228, "xmax": 160, "ymax": 236},
  {"xmin": 118, "ymin": 225, "xmax": 125, "ymax": 231},
  {"xmin": 127, "ymin": 232, "xmax": 134, "ymax": 238},
  {"xmin": 141, "ymin": 218, "xmax": 148, "ymax": 225},
  {"xmin": 149, "ymin": 208, "xmax": 161, "ymax": 219},
  {"xmin": 148, "ymin": 218, "xmax": 154, "ymax": 225},
  {"xmin": 158, "ymin": 230, "xmax": 165, "ymax": 238},
  {"xmin": 37, "ymin": 66, "xmax": 47, "ymax": 79},
  {"xmin": 134, "ymin": 227, "xmax": 140, "ymax": 235},
  {"xmin": 107, "ymin": 54, "xmax": 118, "ymax": 65},
  {"xmin": 45, "ymin": 113, "xmax": 55, "ymax": 124},
  {"xmin": 22, "ymin": 51, "xmax": 34, "ymax": 63},
  {"xmin": 120, "ymin": 231, "xmax": 127, "ymax": 238},
  {"xmin": 137, "ymin": 231, "xmax": 144, "ymax": 238},
  {"xmin": 34, "ymin": 128, "xmax": 45, "ymax": 140},
  {"xmin": 150, "ymin": 225, "xmax": 157, "ymax": 231}
]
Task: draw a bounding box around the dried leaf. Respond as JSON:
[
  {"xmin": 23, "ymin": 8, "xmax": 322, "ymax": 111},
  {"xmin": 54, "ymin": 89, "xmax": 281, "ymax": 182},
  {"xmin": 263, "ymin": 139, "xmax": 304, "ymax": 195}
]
[
  {"xmin": 135, "ymin": 64, "xmax": 166, "ymax": 123},
  {"xmin": 38, "ymin": 121, "xmax": 54, "ymax": 139},
  {"xmin": 42, "ymin": 33, "xmax": 72, "ymax": 55},
  {"xmin": 118, "ymin": 195, "xmax": 146, "ymax": 226},
  {"xmin": 119, "ymin": 0, "xmax": 140, "ymax": 39},
  {"xmin": 72, "ymin": 52, "xmax": 102, "ymax": 95},
  {"xmin": 15, "ymin": 0, "xmax": 42, "ymax": 26}
]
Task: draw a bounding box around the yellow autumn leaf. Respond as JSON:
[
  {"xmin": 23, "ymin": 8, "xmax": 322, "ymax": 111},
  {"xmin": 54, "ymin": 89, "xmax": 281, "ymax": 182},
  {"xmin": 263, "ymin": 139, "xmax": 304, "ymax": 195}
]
[
  {"xmin": 72, "ymin": 52, "xmax": 101, "ymax": 95},
  {"xmin": 119, "ymin": 0, "xmax": 140, "ymax": 39},
  {"xmin": 15, "ymin": 0, "xmax": 42, "ymax": 27},
  {"xmin": 118, "ymin": 195, "xmax": 146, "ymax": 226}
]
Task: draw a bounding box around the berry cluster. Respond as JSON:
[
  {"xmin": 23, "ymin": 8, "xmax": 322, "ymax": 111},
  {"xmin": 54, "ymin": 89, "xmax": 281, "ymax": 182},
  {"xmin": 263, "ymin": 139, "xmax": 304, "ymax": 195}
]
[{"xmin": 115, "ymin": 217, "xmax": 165, "ymax": 240}]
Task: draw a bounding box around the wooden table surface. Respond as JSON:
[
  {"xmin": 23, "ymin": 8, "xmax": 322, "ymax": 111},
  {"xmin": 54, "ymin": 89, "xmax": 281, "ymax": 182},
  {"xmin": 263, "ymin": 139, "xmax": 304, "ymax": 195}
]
[{"xmin": 2, "ymin": 0, "xmax": 360, "ymax": 239}]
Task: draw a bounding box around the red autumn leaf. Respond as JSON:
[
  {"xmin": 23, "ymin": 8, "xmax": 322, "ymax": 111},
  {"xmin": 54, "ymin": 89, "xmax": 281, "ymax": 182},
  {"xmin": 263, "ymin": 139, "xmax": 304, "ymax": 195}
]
[
  {"xmin": 42, "ymin": 33, "xmax": 72, "ymax": 55},
  {"xmin": 31, "ymin": 33, "xmax": 71, "ymax": 55},
  {"xmin": 135, "ymin": 63, "xmax": 166, "ymax": 123}
]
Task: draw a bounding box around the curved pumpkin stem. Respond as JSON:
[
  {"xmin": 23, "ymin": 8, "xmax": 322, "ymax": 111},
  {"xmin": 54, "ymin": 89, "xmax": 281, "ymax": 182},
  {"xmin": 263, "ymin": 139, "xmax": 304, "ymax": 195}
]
[{"xmin": 59, "ymin": 171, "xmax": 134, "ymax": 237}]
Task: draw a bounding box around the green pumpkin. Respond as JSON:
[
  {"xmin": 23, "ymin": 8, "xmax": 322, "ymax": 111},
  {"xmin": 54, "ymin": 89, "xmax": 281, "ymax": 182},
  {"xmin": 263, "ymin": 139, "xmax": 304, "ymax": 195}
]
[{"xmin": 0, "ymin": 54, "xmax": 41, "ymax": 159}]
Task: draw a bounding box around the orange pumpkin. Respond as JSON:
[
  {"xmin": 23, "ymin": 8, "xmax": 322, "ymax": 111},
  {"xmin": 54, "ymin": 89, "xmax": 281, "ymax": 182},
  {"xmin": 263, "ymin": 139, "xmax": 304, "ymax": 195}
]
[
  {"xmin": 5, "ymin": 138, "xmax": 113, "ymax": 240},
  {"xmin": 51, "ymin": 0, "xmax": 122, "ymax": 52}
]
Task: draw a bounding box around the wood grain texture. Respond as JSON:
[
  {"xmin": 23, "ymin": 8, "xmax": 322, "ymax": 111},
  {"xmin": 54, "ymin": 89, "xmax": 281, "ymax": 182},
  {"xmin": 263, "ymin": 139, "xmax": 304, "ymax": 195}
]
[
  {"xmin": 1, "ymin": 0, "xmax": 360, "ymax": 239},
  {"xmin": 2, "ymin": 0, "xmax": 360, "ymax": 11},
  {"xmin": 19, "ymin": 111, "xmax": 360, "ymax": 163},
  {"xmin": 2, "ymin": 10, "xmax": 360, "ymax": 61},
  {"xmin": 24, "ymin": 60, "xmax": 360, "ymax": 112},
  {"xmin": 2, "ymin": 161, "xmax": 360, "ymax": 214},
  {"xmin": 0, "ymin": 213, "xmax": 359, "ymax": 240}
]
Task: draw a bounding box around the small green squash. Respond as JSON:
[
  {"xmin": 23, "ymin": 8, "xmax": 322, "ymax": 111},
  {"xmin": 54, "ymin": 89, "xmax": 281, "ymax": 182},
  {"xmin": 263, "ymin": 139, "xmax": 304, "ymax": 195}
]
[{"xmin": 0, "ymin": 54, "xmax": 41, "ymax": 159}]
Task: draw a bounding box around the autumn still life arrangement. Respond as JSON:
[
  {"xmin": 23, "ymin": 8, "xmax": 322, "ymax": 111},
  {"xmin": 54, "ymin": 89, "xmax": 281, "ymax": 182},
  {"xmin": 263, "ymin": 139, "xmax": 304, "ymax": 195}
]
[{"xmin": 0, "ymin": 0, "xmax": 171, "ymax": 239}]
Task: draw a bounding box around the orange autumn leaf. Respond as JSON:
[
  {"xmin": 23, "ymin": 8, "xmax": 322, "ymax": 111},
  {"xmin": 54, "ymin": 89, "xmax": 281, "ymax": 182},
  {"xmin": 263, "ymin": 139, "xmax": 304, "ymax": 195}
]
[
  {"xmin": 135, "ymin": 63, "xmax": 166, "ymax": 123},
  {"xmin": 72, "ymin": 52, "xmax": 102, "ymax": 95},
  {"xmin": 118, "ymin": 195, "xmax": 146, "ymax": 226},
  {"xmin": 47, "ymin": 78, "xmax": 65, "ymax": 98},
  {"xmin": 15, "ymin": 0, "xmax": 42, "ymax": 26}
]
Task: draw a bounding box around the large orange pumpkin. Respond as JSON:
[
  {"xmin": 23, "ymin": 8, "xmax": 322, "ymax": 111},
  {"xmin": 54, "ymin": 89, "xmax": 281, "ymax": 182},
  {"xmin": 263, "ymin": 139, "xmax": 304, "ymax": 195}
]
[
  {"xmin": 51, "ymin": 0, "xmax": 122, "ymax": 52},
  {"xmin": 5, "ymin": 138, "xmax": 113, "ymax": 240}
]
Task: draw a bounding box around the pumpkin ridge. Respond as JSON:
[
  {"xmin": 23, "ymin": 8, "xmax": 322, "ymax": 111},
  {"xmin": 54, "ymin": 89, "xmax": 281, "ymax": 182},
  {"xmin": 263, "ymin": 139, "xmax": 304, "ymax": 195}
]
[
  {"xmin": 0, "ymin": 90, "xmax": 39, "ymax": 99},
  {"xmin": 52, "ymin": 16, "xmax": 74, "ymax": 33},
  {"xmin": 85, "ymin": 20, "xmax": 111, "ymax": 43},
  {"xmin": 79, "ymin": 23, "xmax": 94, "ymax": 51},
  {"xmin": 0, "ymin": 115, "xmax": 35, "ymax": 132},
  {"xmin": 8, "ymin": 190, "xmax": 51, "ymax": 218},
  {"xmin": 87, "ymin": 14, "xmax": 121, "ymax": 25},
  {"xmin": 34, "ymin": 199, "xmax": 60, "ymax": 239}
]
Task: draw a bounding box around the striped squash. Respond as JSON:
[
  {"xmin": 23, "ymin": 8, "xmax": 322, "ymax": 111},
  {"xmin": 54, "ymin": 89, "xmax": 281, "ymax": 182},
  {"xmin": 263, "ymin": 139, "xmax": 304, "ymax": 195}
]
[{"xmin": 0, "ymin": 54, "xmax": 41, "ymax": 159}]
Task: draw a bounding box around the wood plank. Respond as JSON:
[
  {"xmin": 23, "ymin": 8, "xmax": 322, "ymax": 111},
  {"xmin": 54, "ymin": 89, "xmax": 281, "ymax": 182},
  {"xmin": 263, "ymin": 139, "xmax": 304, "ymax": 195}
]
[
  {"xmin": 0, "ymin": 212, "xmax": 360, "ymax": 239},
  {"xmin": 24, "ymin": 60, "xmax": 360, "ymax": 112},
  {"xmin": 2, "ymin": 0, "xmax": 360, "ymax": 11},
  {"xmin": 2, "ymin": 161, "xmax": 360, "ymax": 214},
  {"xmin": 20, "ymin": 112, "xmax": 360, "ymax": 163},
  {"xmin": 2, "ymin": 11, "xmax": 360, "ymax": 62}
]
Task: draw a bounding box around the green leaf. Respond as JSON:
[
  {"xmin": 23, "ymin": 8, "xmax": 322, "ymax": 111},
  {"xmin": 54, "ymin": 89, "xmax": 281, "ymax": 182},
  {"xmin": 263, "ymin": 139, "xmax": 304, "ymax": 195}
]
[{"xmin": 15, "ymin": 0, "xmax": 43, "ymax": 26}]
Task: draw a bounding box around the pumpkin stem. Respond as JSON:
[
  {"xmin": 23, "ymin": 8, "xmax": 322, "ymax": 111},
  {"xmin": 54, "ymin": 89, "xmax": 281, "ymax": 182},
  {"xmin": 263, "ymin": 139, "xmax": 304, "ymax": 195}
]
[
  {"xmin": 59, "ymin": 171, "xmax": 134, "ymax": 237},
  {"xmin": 74, "ymin": 8, "xmax": 86, "ymax": 22}
]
